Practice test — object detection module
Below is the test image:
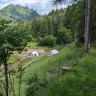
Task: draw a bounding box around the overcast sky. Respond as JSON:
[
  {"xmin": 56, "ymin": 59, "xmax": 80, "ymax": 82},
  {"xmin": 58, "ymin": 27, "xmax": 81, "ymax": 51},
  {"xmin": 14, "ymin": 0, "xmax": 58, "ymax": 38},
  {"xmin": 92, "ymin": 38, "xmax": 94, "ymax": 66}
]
[{"xmin": 0, "ymin": 0, "xmax": 71, "ymax": 15}]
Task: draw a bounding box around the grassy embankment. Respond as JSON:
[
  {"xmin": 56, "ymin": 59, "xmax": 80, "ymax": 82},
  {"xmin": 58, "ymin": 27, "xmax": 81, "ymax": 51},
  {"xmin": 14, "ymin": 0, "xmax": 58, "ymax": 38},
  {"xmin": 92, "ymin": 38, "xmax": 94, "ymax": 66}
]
[
  {"xmin": 10, "ymin": 43, "xmax": 81, "ymax": 96},
  {"xmin": 1, "ymin": 42, "xmax": 96, "ymax": 96},
  {"xmin": 37, "ymin": 47, "xmax": 96, "ymax": 96},
  {"xmin": 0, "ymin": 41, "xmax": 62, "ymax": 95}
]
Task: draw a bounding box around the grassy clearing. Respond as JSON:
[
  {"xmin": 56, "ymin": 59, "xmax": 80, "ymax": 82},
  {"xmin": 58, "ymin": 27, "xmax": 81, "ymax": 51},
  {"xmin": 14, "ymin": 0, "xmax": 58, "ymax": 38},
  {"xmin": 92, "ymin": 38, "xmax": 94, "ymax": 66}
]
[
  {"xmin": 7, "ymin": 55, "xmax": 22, "ymax": 65},
  {"xmin": 40, "ymin": 47, "xmax": 96, "ymax": 96},
  {"xmin": 0, "ymin": 55, "xmax": 21, "ymax": 79},
  {"xmin": 10, "ymin": 43, "xmax": 81, "ymax": 96},
  {"xmin": 26, "ymin": 42, "xmax": 51, "ymax": 51},
  {"xmin": 23, "ymin": 43, "xmax": 79, "ymax": 78},
  {"xmin": 2, "ymin": 43, "xmax": 95, "ymax": 96},
  {"xmin": 19, "ymin": 57, "xmax": 34, "ymax": 66},
  {"xmin": 26, "ymin": 42, "xmax": 62, "ymax": 51},
  {"xmin": 1, "ymin": 42, "xmax": 63, "ymax": 96}
]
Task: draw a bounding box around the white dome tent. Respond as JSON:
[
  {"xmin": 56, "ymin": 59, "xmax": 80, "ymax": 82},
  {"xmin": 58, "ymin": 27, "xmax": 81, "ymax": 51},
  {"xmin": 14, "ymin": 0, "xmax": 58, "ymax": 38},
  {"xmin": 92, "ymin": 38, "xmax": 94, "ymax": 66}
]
[
  {"xmin": 50, "ymin": 49, "xmax": 59, "ymax": 56},
  {"xmin": 31, "ymin": 51, "xmax": 39, "ymax": 57}
]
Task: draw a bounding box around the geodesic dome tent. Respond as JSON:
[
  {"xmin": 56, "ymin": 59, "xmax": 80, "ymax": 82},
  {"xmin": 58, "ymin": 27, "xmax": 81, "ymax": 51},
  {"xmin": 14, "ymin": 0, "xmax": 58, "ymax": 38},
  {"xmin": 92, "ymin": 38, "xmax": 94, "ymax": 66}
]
[
  {"xmin": 50, "ymin": 49, "xmax": 58, "ymax": 56},
  {"xmin": 31, "ymin": 51, "xmax": 39, "ymax": 57}
]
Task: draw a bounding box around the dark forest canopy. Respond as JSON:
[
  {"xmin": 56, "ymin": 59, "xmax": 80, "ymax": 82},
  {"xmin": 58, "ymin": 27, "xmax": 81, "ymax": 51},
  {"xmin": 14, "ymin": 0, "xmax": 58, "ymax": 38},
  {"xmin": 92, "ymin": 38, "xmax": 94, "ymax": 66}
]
[
  {"xmin": 27, "ymin": 0, "xmax": 96, "ymax": 46},
  {"xmin": 0, "ymin": 0, "xmax": 96, "ymax": 46}
]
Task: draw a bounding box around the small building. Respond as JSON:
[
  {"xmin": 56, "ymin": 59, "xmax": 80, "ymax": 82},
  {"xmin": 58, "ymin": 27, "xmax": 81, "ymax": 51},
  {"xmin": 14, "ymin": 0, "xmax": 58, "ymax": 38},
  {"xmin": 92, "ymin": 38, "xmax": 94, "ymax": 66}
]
[
  {"xmin": 31, "ymin": 51, "xmax": 39, "ymax": 57},
  {"xmin": 50, "ymin": 49, "xmax": 58, "ymax": 56}
]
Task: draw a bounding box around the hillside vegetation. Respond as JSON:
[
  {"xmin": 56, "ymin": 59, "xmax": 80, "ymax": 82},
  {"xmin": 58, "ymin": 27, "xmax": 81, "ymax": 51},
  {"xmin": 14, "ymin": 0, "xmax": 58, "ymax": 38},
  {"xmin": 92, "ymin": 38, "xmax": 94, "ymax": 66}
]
[
  {"xmin": 0, "ymin": 0, "xmax": 96, "ymax": 96},
  {"xmin": 6, "ymin": 43, "xmax": 81, "ymax": 96},
  {"xmin": 5, "ymin": 43, "xmax": 96, "ymax": 96},
  {"xmin": 29, "ymin": 0, "xmax": 96, "ymax": 45},
  {"xmin": 0, "ymin": 4, "xmax": 39, "ymax": 22},
  {"xmin": 41, "ymin": 47, "xmax": 96, "ymax": 96}
]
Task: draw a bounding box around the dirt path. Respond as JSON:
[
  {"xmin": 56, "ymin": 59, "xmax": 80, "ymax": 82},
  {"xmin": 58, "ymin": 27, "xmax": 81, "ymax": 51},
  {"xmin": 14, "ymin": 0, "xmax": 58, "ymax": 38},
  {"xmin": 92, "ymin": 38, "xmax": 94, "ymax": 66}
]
[
  {"xmin": 9, "ymin": 48, "xmax": 46, "ymax": 70},
  {"xmin": 22, "ymin": 59, "xmax": 35, "ymax": 69},
  {"xmin": 0, "ymin": 58, "xmax": 36, "ymax": 81},
  {"xmin": 0, "ymin": 48, "xmax": 46, "ymax": 80},
  {"xmin": 8, "ymin": 57, "xmax": 26, "ymax": 71}
]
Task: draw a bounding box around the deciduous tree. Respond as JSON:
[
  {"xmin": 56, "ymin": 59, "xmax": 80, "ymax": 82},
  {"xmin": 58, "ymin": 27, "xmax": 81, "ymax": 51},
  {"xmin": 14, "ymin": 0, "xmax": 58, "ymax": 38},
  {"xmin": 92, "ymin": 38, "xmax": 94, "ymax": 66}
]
[{"xmin": 0, "ymin": 20, "xmax": 31, "ymax": 96}]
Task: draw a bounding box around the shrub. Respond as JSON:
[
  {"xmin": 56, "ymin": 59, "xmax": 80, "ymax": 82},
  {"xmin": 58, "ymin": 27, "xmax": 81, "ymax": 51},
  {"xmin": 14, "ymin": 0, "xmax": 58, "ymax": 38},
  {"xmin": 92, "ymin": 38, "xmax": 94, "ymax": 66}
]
[
  {"xmin": 38, "ymin": 35, "xmax": 56, "ymax": 46},
  {"xmin": 27, "ymin": 74, "xmax": 38, "ymax": 85},
  {"xmin": 56, "ymin": 27, "xmax": 73, "ymax": 44},
  {"xmin": 26, "ymin": 83, "xmax": 40, "ymax": 96}
]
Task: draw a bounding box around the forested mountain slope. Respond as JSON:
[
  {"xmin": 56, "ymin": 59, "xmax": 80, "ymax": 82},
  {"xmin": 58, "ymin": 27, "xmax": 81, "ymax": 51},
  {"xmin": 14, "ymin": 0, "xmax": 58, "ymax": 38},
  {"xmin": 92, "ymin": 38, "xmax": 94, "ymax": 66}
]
[
  {"xmin": 0, "ymin": 4, "xmax": 40, "ymax": 22},
  {"xmin": 30, "ymin": 0, "xmax": 96, "ymax": 45}
]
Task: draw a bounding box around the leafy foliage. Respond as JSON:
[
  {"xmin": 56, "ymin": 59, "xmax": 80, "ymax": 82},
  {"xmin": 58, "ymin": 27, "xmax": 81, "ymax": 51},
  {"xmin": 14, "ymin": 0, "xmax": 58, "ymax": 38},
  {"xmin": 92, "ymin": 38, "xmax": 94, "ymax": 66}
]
[
  {"xmin": 24, "ymin": 44, "xmax": 96, "ymax": 96},
  {"xmin": 7, "ymin": 55, "xmax": 20, "ymax": 65},
  {"xmin": 29, "ymin": 0, "xmax": 95, "ymax": 45},
  {"xmin": 0, "ymin": 20, "xmax": 31, "ymax": 96},
  {"xmin": 57, "ymin": 27, "xmax": 73, "ymax": 44},
  {"xmin": 38, "ymin": 35, "xmax": 56, "ymax": 46},
  {"xmin": 44, "ymin": 48, "xmax": 96, "ymax": 96}
]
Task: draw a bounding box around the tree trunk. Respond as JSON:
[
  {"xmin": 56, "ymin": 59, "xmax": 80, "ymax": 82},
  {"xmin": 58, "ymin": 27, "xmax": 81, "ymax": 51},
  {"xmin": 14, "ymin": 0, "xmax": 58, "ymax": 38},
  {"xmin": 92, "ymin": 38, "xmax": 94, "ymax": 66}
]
[
  {"xmin": 4, "ymin": 59, "xmax": 9, "ymax": 96},
  {"xmin": 84, "ymin": 0, "xmax": 90, "ymax": 54},
  {"xmin": 74, "ymin": 32, "xmax": 77, "ymax": 42},
  {"xmin": 9, "ymin": 72, "xmax": 15, "ymax": 96},
  {"xmin": 18, "ymin": 70, "xmax": 22, "ymax": 96}
]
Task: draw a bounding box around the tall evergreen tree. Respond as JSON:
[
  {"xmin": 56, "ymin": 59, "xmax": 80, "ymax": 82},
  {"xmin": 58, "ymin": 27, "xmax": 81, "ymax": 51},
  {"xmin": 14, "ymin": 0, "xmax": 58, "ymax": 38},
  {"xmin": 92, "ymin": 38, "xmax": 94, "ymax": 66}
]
[
  {"xmin": 47, "ymin": 16, "xmax": 54, "ymax": 35},
  {"xmin": 31, "ymin": 18, "xmax": 38, "ymax": 37},
  {"xmin": 52, "ymin": 0, "xmax": 90, "ymax": 54},
  {"xmin": 84, "ymin": 0, "xmax": 90, "ymax": 54}
]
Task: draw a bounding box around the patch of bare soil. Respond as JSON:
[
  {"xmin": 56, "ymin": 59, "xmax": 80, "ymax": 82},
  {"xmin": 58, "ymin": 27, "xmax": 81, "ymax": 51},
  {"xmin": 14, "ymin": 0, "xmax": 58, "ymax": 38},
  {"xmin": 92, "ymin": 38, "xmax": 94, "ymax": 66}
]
[
  {"xmin": 13, "ymin": 49, "xmax": 46, "ymax": 56},
  {"xmin": 8, "ymin": 57, "xmax": 26, "ymax": 71},
  {"xmin": 0, "ymin": 49, "xmax": 46, "ymax": 80},
  {"xmin": 10, "ymin": 49, "xmax": 46, "ymax": 69}
]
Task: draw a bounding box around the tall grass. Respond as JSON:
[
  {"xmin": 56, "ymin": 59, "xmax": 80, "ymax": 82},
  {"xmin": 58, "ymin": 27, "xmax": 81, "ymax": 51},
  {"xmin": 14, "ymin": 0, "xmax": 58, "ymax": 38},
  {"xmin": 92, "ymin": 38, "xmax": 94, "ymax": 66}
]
[
  {"xmin": 0, "ymin": 43, "xmax": 84, "ymax": 96},
  {"xmin": 22, "ymin": 43, "xmax": 81, "ymax": 96},
  {"xmin": 41, "ymin": 47, "xmax": 96, "ymax": 96}
]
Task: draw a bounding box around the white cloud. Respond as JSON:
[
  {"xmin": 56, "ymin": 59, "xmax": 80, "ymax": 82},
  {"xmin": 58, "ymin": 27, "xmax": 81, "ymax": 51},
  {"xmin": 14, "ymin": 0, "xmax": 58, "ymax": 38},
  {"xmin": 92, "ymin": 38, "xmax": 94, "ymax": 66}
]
[
  {"xmin": 11, "ymin": 0, "xmax": 38, "ymax": 5},
  {"xmin": 0, "ymin": 0, "xmax": 69, "ymax": 15},
  {"xmin": 0, "ymin": 4, "xmax": 9, "ymax": 9},
  {"xmin": 39, "ymin": 0, "xmax": 49, "ymax": 8},
  {"xmin": 0, "ymin": 0, "xmax": 48, "ymax": 5},
  {"xmin": 28, "ymin": 0, "xmax": 53, "ymax": 14}
]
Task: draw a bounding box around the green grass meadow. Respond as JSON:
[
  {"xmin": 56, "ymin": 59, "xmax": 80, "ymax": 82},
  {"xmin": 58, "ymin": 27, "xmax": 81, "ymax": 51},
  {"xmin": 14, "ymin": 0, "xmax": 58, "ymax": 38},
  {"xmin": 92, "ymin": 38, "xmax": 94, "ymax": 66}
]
[
  {"xmin": 8, "ymin": 43, "xmax": 82, "ymax": 96},
  {"xmin": 0, "ymin": 42, "xmax": 96, "ymax": 96}
]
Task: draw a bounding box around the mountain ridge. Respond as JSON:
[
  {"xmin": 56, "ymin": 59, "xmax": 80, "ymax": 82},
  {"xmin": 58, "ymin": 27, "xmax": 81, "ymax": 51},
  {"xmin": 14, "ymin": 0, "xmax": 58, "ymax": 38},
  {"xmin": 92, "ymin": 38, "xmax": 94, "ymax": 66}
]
[{"xmin": 0, "ymin": 4, "xmax": 40, "ymax": 22}]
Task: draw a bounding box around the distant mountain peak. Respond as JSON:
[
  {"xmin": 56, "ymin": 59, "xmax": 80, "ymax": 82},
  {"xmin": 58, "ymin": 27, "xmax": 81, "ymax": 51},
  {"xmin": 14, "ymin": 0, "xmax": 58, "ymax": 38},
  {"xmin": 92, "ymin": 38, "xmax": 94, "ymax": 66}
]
[{"xmin": 0, "ymin": 4, "xmax": 40, "ymax": 23}]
